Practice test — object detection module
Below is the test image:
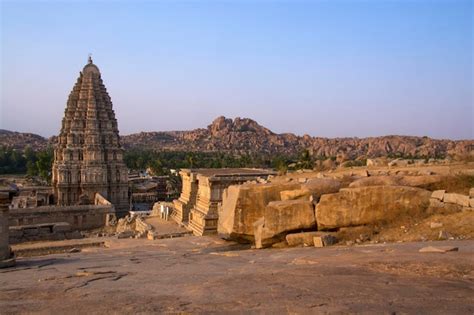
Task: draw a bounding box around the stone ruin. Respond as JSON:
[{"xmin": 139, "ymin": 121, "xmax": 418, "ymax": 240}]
[{"xmin": 171, "ymin": 168, "xmax": 276, "ymax": 235}]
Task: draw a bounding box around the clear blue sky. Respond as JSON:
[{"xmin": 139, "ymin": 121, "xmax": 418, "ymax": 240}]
[{"xmin": 1, "ymin": 0, "xmax": 472, "ymax": 139}]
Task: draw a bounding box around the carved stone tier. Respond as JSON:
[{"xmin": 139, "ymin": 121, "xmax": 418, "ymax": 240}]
[
  {"xmin": 171, "ymin": 169, "xmax": 198, "ymax": 224},
  {"xmin": 52, "ymin": 57, "xmax": 129, "ymax": 215}
]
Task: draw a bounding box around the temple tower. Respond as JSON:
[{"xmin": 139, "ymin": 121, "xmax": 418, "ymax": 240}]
[{"xmin": 52, "ymin": 57, "xmax": 129, "ymax": 213}]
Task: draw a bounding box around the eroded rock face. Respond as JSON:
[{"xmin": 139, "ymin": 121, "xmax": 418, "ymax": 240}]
[
  {"xmin": 218, "ymin": 182, "xmax": 301, "ymax": 242},
  {"xmin": 316, "ymin": 186, "xmax": 431, "ymax": 230}
]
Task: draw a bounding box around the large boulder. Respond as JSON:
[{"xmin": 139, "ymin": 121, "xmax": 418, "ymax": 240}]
[
  {"xmin": 218, "ymin": 181, "xmax": 301, "ymax": 242},
  {"xmin": 316, "ymin": 186, "xmax": 431, "ymax": 230},
  {"xmin": 254, "ymin": 199, "xmax": 316, "ymax": 247},
  {"xmin": 349, "ymin": 175, "xmax": 445, "ymax": 188},
  {"xmin": 280, "ymin": 178, "xmax": 341, "ymax": 201}
]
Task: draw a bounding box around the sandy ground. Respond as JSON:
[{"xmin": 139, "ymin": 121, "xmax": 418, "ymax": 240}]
[{"xmin": 1, "ymin": 236, "xmax": 473, "ymax": 314}]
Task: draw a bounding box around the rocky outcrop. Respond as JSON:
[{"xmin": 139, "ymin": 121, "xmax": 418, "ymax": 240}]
[
  {"xmin": 316, "ymin": 186, "xmax": 431, "ymax": 230},
  {"xmin": 2, "ymin": 116, "xmax": 473, "ymax": 159}
]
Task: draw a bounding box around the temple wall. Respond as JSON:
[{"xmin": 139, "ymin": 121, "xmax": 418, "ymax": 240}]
[{"xmin": 9, "ymin": 204, "xmax": 113, "ymax": 231}]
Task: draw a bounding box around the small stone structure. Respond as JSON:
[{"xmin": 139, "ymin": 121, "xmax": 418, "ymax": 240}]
[
  {"xmin": 182, "ymin": 168, "xmax": 276, "ymax": 236},
  {"xmin": 171, "ymin": 169, "xmax": 199, "ymax": 224},
  {"xmin": 9, "ymin": 193, "xmax": 114, "ymax": 238},
  {"xmin": 0, "ymin": 192, "xmax": 15, "ymax": 268},
  {"xmin": 9, "ymin": 222, "xmax": 81, "ymax": 244}
]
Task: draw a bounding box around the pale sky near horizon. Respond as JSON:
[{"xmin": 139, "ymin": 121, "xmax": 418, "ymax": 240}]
[{"xmin": 1, "ymin": 0, "xmax": 472, "ymax": 140}]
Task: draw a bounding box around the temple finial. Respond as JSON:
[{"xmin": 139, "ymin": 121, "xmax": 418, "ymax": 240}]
[{"xmin": 88, "ymin": 53, "xmax": 93, "ymax": 64}]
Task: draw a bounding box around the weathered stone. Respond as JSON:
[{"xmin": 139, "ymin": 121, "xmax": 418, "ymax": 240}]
[
  {"xmin": 313, "ymin": 234, "xmax": 338, "ymax": 248},
  {"xmin": 280, "ymin": 178, "xmax": 341, "ymax": 201},
  {"xmin": 470, "ymin": 188, "xmax": 474, "ymax": 198},
  {"xmin": 23, "ymin": 228, "xmax": 39, "ymax": 236},
  {"xmin": 438, "ymin": 230, "xmax": 452, "ymax": 240},
  {"xmin": 431, "ymin": 190, "xmax": 445, "ymax": 201},
  {"xmin": 65, "ymin": 231, "xmax": 83, "ymax": 240},
  {"xmin": 218, "ymin": 181, "xmax": 301, "ymax": 242},
  {"xmin": 187, "ymin": 168, "xmax": 276, "ymax": 236},
  {"xmin": 430, "ymin": 222, "xmax": 443, "ymax": 229},
  {"xmin": 316, "ymin": 186, "xmax": 431, "ymax": 230},
  {"xmin": 443, "ymin": 193, "xmax": 470, "ymax": 207},
  {"xmin": 349, "ymin": 175, "xmax": 445, "ymax": 189},
  {"xmin": 419, "ymin": 246, "xmax": 458, "ymax": 253},
  {"xmin": 53, "ymin": 222, "xmax": 71, "ymax": 233},
  {"xmin": 470, "ymin": 199, "xmax": 474, "ymax": 208},
  {"xmin": 286, "ymin": 231, "xmax": 335, "ymax": 247},
  {"xmin": 429, "ymin": 198, "xmax": 445, "ymax": 208},
  {"xmin": 253, "ymin": 217, "xmax": 265, "ymax": 249},
  {"xmin": 257, "ymin": 200, "xmax": 316, "ymax": 247},
  {"xmin": 117, "ymin": 230, "xmax": 134, "ymax": 239}
]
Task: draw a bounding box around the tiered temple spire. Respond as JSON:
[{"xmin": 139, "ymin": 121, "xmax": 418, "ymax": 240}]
[{"xmin": 52, "ymin": 57, "xmax": 129, "ymax": 213}]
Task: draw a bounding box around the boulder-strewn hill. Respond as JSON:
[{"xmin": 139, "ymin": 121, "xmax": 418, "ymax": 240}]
[
  {"xmin": 0, "ymin": 129, "xmax": 50, "ymax": 151},
  {"xmin": 1, "ymin": 116, "xmax": 473, "ymax": 159}
]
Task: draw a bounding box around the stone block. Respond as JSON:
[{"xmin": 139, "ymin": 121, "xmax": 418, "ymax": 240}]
[
  {"xmin": 429, "ymin": 198, "xmax": 444, "ymax": 208},
  {"xmin": 443, "ymin": 193, "xmax": 470, "ymax": 207},
  {"xmin": 313, "ymin": 234, "xmax": 337, "ymax": 248},
  {"xmin": 286, "ymin": 231, "xmax": 335, "ymax": 247},
  {"xmin": 431, "ymin": 190, "xmax": 445, "ymax": 201},
  {"xmin": 470, "ymin": 199, "xmax": 474, "ymax": 208},
  {"xmin": 23, "ymin": 227, "xmax": 39, "ymax": 236},
  {"xmin": 470, "ymin": 188, "xmax": 474, "ymax": 198},
  {"xmin": 65, "ymin": 231, "xmax": 82, "ymax": 239},
  {"xmin": 8, "ymin": 227, "xmax": 23, "ymax": 238},
  {"xmin": 39, "ymin": 227, "xmax": 52, "ymax": 235},
  {"xmin": 53, "ymin": 222, "xmax": 71, "ymax": 233},
  {"xmin": 316, "ymin": 186, "xmax": 431, "ymax": 230}
]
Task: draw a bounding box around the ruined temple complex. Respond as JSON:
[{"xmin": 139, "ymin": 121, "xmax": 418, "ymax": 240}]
[{"xmin": 52, "ymin": 57, "xmax": 129, "ymax": 214}]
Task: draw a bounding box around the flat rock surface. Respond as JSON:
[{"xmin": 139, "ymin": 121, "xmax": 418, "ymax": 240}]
[
  {"xmin": 145, "ymin": 217, "xmax": 191, "ymax": 236},
  {"xmin": 1, "ymin": 237, "xmax": 474, "ymax": 314}
]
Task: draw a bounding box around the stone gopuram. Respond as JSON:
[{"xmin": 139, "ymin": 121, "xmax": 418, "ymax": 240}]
[
  {"xmin": 52, "ymin": 57, "xmax": 129, "ymax": 214},
  {"xmin": 174, "ymin": 169, "xmax": 276, "ymax": 236}
]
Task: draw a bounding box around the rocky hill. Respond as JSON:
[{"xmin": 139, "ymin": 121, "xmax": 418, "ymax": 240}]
[{"xmin": 1, "ymin": 117, "xmax": 472, "ymax": 159}]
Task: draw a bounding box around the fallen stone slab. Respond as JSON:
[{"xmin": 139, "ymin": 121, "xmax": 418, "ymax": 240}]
[
  {"xmin": 419, "ymin": 246, "xmax": 459, "ymax": 253},
  {"xmin": 444, "ymin": 193, "xmax": 470, "ymax": 207},
  {"xmin": 431, "ymin": 190, "xmax": 445, "ymax": 201},
  {"xmin": 316, "ymin": 186, "xmax": 431, "ymax": 230},
  {"xmin": 286, "ymin": 231, "xmax": 336, "ymax": 247}
]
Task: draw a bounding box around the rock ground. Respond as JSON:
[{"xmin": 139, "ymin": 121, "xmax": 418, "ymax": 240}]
[{"xmin": 1, "ymin": 236, "xmax": 473, "ymax": 314}]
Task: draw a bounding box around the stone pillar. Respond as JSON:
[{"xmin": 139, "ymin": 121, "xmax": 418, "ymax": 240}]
[{"xmin": 0, "ymin": 192, "xmax": 15, "ymax": 268}]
